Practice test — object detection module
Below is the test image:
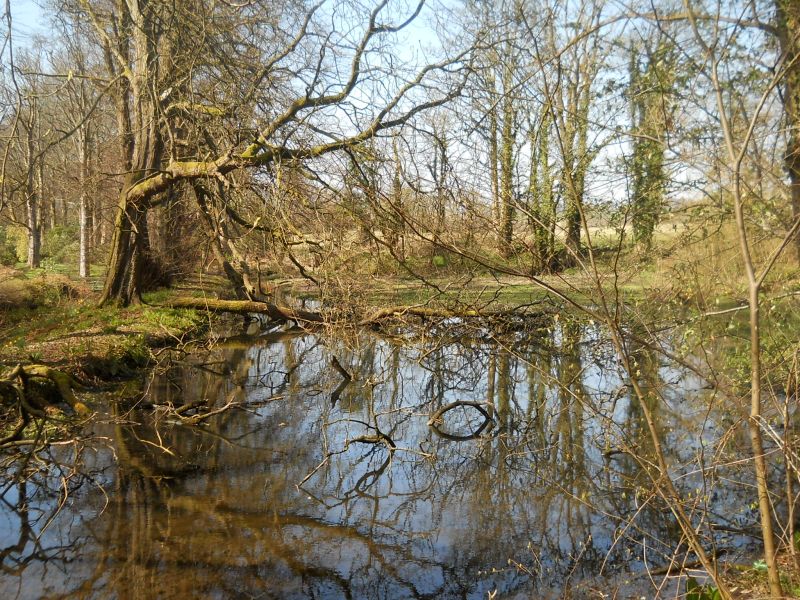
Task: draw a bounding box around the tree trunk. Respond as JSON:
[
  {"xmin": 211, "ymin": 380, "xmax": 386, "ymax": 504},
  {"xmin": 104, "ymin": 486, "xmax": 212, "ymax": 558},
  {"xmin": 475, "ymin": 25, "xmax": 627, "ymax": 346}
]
[
  {"xmin": 99, "ymin": 0, "xmax": 162, "ymax": 307},
  {"xmin": 531, "ymin": 108, "xmax": 554, "ymax": 274},
  {"xmin": 488, "ymin": 71, "xmax": 500, "ymax": 228},
  {"xmin": 26, "ymin": 196, "xmax": 40, "ymax": 270},
  {"xmin": 499, "ymin": 59, "xmax": 515, "ymax": 259},
  {"xmin": 777, "ymin": 0, "xmax": 800, "ymax": 263},
  {"xmin": 25, "ymin": 113, "xmax": 40, "ymax": 269},
  {"xmin": 99, "ymin": 182, "xmax": 152, "ymax": 306},
  {"xmin": 192, "ymin": 183, "xmax": 256, "ymax": 300},
  {"xmin": 78, "ymin": 126, "xmax": 90, "ymax": 279},
  {"xmin": 49, "ymin": 195, "xmax": 57, "ymax": 230},
  {"xmin": 563, "ymin": 162, "xmax": 582, "ymax": 259},
  {"xmin": 747, "ymin": 286, "xmax": 783, "ymax": 597},
  {"xmin": 391, "ymin": 136, "xmax": 405, "ymax": 260}
]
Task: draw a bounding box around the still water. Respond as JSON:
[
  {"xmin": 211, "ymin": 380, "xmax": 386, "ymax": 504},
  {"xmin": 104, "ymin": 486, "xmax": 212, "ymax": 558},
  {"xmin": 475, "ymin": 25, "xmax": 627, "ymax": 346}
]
[{"xmin": 0, "ymin": 318, "xmax": 761, "ymax": 599}]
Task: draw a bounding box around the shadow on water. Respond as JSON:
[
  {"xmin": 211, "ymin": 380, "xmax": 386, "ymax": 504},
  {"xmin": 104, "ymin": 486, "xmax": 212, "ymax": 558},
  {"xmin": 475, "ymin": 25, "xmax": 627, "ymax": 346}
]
[{"xmin": 0, "ymin": 318, "xmax": 767, "ymax": 598}]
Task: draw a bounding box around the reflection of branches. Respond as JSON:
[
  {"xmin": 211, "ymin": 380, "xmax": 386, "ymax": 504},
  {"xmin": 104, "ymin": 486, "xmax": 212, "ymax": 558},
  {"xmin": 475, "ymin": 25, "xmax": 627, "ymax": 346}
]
[
  {"xmin": 298, "ymin": 421, "xmax": 396, "ymax": 490},
  {"xmin": 428, "ymin": 400, "xmax": 494, "ymax": 441},
  {"xmin": 0, "ymin": 438, "xmax": 96, "ymax": 584},
  {"xmin": 330, "ymin": 355, "xmax": 352, "ymax": 406},
  {"xmin": 0, "ymin": 318, "xmax": 750, "ymax": 598},
  {"xmin": 0, "ymin": 483, "xmax": 33, "ymax": 575},
  {"xmin": 353, "ymin": 449, "xmax": 392, "ymax": 496}
]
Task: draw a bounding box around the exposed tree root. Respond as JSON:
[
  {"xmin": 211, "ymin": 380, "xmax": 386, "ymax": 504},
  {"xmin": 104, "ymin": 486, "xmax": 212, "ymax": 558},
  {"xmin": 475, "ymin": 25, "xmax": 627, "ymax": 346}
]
[
  {"xmin": 0, "ymin": 364, "xmax": 90, "ymax": 447},
  {"xmin": 19, "ymin": 365, "xmax": 90, "ymax": 415}
]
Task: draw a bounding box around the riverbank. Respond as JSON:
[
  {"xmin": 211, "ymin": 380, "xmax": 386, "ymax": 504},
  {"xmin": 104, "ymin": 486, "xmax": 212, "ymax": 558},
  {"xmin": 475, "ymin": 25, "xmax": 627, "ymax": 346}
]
[{"xmin": 0, "ymin": 268, "xmax": 213, "ymax": 381}]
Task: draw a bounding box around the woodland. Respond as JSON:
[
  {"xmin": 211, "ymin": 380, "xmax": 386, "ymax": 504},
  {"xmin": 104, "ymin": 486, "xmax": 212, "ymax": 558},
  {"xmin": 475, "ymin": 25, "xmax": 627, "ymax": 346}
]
[{"xmin": 0, "ymin": 0, "xmax": 799, "ymax": 598}]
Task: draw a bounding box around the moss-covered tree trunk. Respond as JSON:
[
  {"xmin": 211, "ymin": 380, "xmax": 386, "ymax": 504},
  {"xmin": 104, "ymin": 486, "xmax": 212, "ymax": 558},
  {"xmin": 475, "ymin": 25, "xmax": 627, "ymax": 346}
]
[
  {"xmin": 530, "ymin": 109, "xmax": 555, "ymax": 274},
  {"xmin": 99, "ymin": 0, "xmax": 164, "ymax": 306},
  {"xmin": 562, "ymin": 82, "xmax": 591, "ymax": 262},
  {"xmin": 99, "ymin": 190, "xmax": 151, "ymax": 306}
]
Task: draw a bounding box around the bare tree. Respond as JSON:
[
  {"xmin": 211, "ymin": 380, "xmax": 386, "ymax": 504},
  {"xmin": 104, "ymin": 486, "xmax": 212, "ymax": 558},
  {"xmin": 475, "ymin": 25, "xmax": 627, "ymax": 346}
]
[{"xmin": 67, "ymin": 0, "xmax": 471, "ymax": 305}]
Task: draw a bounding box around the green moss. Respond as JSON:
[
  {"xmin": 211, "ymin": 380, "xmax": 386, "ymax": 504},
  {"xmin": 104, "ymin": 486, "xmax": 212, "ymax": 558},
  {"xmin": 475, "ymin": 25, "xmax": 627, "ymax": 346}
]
[{"xmin": 0, "ymin": 279, "xmax": 213, "ymax": 382}]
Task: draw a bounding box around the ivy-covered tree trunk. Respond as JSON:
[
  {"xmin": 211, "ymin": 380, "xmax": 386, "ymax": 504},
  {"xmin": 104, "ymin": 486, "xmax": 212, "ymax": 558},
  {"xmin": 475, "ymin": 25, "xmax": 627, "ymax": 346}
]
[
  {"xmin": 499, "ymin": 71, "xmax": 515, "ymax": 259},
  {"xmin": 562, "ymin": 78, "xmax": 591, "ymax": 262},
  {"xmin": 530, "ymin": 110, "xmax": 555, "ymax": 274},
  {"xmin": 563, "ymin": 154, "xmax": 584, "ymax": 260},
  {"xmin": 629, "ymin": 39, "xmax": 674, "ymax": 249}
]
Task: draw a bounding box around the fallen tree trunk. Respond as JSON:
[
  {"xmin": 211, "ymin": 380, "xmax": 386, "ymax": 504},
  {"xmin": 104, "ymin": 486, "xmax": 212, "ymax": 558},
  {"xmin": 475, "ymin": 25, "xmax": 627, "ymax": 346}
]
[
  {"xmin": 361, "ymin": 305, "xmax": 497, "ymax": 325},
  {"xmin": 154, "ymin": 297, "xmax": 325, "ymax": 323},
  {"xmin": 360, "ymin": 305, "xmax": 553, "ymax": 326},
  {"xmin": 156, "ymin": 297, "xmax": 552, "ymax": 329}
]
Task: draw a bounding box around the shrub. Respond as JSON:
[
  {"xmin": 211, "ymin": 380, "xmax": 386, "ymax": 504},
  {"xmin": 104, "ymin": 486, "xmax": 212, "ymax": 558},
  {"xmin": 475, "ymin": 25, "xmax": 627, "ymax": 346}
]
[
  {"xmin": 0, "ymin": 227, "xmax": 18, "ymax": 266},
  {"xmin": 42, "ymin": 225, "xmax": 79, "ymax": 265}
]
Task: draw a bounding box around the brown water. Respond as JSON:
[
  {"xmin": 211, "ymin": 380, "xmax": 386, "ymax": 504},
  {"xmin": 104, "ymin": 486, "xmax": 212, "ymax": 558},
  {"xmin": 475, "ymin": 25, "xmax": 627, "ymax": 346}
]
[{"xmin": 0, "ymin": 319, "xmax": 762, "ymax": 599}]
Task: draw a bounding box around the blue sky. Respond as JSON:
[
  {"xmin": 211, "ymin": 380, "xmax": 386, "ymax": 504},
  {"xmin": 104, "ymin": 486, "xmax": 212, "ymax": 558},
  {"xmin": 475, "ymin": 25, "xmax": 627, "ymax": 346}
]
[{"xmin": 8, "ymin": 0, "xmax": 47, "ymax": 43}]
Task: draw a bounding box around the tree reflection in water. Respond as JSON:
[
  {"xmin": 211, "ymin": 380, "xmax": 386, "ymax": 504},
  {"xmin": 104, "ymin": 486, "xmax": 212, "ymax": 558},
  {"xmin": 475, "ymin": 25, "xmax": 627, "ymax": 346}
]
[{"xmin": 0, "ymin": 319, "xmax": 757, "ymax": 599}]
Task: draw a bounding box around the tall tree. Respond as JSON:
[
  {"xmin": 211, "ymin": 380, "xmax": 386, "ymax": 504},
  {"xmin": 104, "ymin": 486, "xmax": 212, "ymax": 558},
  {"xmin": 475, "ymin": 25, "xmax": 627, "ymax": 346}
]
[
  {"xmin": 629, "ymin": 36, "xmax": 675, "ymax": 248},
  {"xmin": 72, "ymin": 0, "xmax": 466, "ymax": 305},
  {"xmin": 498, "ymin": 44, "xmax": 516, "ymax": 259},
  {"xmin": 464, "ymin": 0, "xmax": 521, "ymax": 259},
  {"xmin": 527, "ymin": 0, "xmax": 603, "ymax": 264},
  {"xmin": 528, "ymin": 105, "xmax": 557, "ymax": 273},
  {"xmin": 776, "ymin": 0, "xmax": 800, "ymax": 262}
]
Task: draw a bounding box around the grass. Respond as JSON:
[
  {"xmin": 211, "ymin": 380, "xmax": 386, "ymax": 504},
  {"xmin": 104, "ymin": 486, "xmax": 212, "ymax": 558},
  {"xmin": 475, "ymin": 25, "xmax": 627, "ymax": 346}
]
[
  {"xmin": 0, "ymin": 267, "xmax": 211, "ymax": 376},
  {"xmin": 360, "ymin": 266, "xmax": 658, "ymax": 311}
]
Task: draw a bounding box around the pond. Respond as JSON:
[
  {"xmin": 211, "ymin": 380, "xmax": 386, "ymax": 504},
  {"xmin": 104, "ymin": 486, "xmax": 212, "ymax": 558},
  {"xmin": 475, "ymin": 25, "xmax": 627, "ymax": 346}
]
[{"xmin": 0, "ymin": 317, "xmax": 766, "ymax": 599}]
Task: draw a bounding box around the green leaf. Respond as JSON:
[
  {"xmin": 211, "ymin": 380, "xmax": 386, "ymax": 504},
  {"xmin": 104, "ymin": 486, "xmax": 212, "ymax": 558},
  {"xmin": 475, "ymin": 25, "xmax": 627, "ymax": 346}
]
[
  {"xmin": 686, "ymin": 577, "xmax": 701, "ymax": 600},
  {"xmin": 686, "ymin": 577, "xmax": 721, "ymax": 600}
]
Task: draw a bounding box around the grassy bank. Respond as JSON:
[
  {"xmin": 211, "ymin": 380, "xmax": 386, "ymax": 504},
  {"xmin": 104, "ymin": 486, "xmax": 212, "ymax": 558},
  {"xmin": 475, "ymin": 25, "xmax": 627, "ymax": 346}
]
[{"xmin": 0, "ymin": 266, "xmax": 212, "ymax": 380}]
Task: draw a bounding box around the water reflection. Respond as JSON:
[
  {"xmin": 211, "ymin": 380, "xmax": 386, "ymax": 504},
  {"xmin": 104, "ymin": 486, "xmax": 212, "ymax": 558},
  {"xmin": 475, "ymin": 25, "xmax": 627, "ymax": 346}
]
[{"xmin": 0, "ymin": 320, "xmax": 758, "ymax": 599}]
